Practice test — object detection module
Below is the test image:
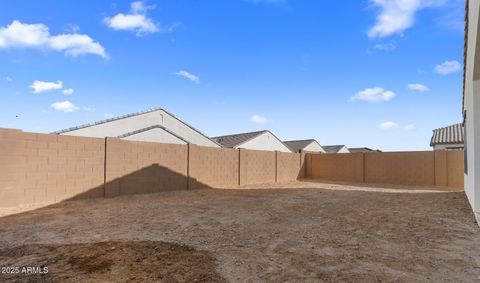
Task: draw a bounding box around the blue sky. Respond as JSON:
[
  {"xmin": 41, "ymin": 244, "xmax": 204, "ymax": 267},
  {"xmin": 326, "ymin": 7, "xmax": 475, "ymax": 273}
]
[{"xmin": 0, "ymin": 0, "xmax": 465, "ymax": 151}]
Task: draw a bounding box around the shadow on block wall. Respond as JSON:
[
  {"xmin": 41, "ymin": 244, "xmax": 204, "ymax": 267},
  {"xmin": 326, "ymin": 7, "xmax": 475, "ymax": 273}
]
[{"xmin": 68, "ymin": 164, "xmax": 213, "ymax": 201}]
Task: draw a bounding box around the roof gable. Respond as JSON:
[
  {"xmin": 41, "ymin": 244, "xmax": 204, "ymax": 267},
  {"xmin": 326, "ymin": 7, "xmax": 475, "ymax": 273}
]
[
  {"xmin": 284, "ymin": 139, "xmax": 315, "ymax": 152},
  {"xmin": 212, "ymin": 130, "xmax": 267, "ymax": 148},
  {"xmin": 323, "ymin": 145, "xmax": 347, "ymax": 153},
  {"xmin": 117, "ymin": 125, "xmax": 190, "ymax": 143},
  {"xmin": 51, "ymin": 107, "xmax": 221, "ymax": 147}
]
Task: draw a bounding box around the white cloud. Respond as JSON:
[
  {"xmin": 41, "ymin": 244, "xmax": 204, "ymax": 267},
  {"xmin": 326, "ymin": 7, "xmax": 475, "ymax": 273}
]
[
  {"xmin": 373, "ymin": 42, "xmax": 396, "ymax": 51},
  {"xmin": 368, "ymin": 0, "xmax": 445, "ymax": 38},
  {"xmin": 404, "ymin": 124, "xmax": 415, "ymax": 130},
  {"xmin": 64, "ymin": 24, "xmax": 80, "ymax": 33},
  {"xmin": 62, "ymin": 88, "xmax": 74, "ymax": 95},
  {"xmin": 30, "ymin": 80, "xmax": 63, "ymax": 93},
  {"xmin": 379, "ymin": 121, "xmax": 399, "ymax": 129},
  {"xmin": 83, "ymin": 107, "xmax": 96, "ymax": 112},
  {"xmin": 435, "ymin": 60, "xmax": 462, "ymax": 75},
  {"xmin": 350, "ymin": 87, "xmax": 395, "ymax": 103},
  {"xmin": 3, "ymin": 76, "xmax": 12, "ymax": 82},
  {"xmin": 0, "ymin": 20, "xmax": 107, "ymax": 58},
  {"xmin": 51, "ymin": 101, "xmax": 79, "ymax": 112},
  {"xmin": 175, "ymin": 70, "xmax": 200, "ymax": 84},
  {"xmin": 250, "ymin": 114, "xmax": 268, "ymax": 124},
  {"xmin": 104, "ymin": 113, "xmax": 114, "ymax": 118},
  {"xmin": 103, "ymin": 1, "xmax": 159, "ymax": 36},
  {"xmin": 407, "ymin": 83, "xmax": 429, "ymax": 92}
]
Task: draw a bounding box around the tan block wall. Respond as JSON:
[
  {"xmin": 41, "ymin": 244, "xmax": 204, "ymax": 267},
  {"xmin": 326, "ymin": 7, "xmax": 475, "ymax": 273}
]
[
  {"xmin": 276, "ymin": 152, "xmax": 301, "ymax": 182},
  {"xmin": 105, "ymin": 138, "xmax": 188, "ymax": 197},
  {"xmin": 240, "ymin": 149, "xmax": 276, "ymax": 185},
  {"xmin": 310, "ymin": 153, "xmax": 364, "ymax": 182},
  {"xmin": 299, "ymin": 152, "xmax": 307, "ymax": 179},
  {"xmin": 188, "ymin": 145, "xmax": 239, "ymax": 189},
  {"xmin": 1, "ymin": 128, "xmax": 308, "ymax": 209},
  {"xmin": 447, "ymin": 151, "xmax": 464, "ymax": 188},
  {"xmin": 434, "ymin": 151, "xmax": 448, "ymax": 186},
  {"xmin": 0, "ymin": 129, "xmax": 105, "ymax": 208},
  {"xmin": 306, "ymin": 150, "xmax": 464, "ymax": 188},
  {"xmin": 365, "ymin": 151, "xmax": 435, "ymax": 186}
]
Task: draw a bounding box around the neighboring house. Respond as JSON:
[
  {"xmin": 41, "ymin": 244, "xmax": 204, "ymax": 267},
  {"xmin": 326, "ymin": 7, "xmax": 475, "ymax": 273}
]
[
  {"xmin": 348, "ymin": 147, "xmax": 382, "ymax": 153},
  {"xmin": 464, "ymin": 0, "xmax": 480, "ymax": 223},
  {"xmin": 52, "ymin": 108, "xmax": 221, "ymax": 148},
  {"xmin": 283, "ymin": 139, "xmax": 325, "ymax": 153},
  {"xmin": 430, "ymin": 123, "xmax": 464, "ymax": 150},
  {"xmin": 212, "ymin": 130, "xmax": 291, "ymax": 152},
  {"xmin": 322, "ymin": 145, "xmax": 350, "ymax": 154}
]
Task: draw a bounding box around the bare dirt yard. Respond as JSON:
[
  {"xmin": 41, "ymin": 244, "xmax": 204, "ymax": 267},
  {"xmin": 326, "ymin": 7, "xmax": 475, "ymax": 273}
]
[{"xmin": 0, "ymin": 180, "xmax": 479, "ymax": 282}]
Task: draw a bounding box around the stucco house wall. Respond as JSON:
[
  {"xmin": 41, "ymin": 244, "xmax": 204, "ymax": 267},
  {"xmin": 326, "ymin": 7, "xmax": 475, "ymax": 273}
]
[
  {"xmin": 464, "ymin": 0, "xmax": 480, "ymax": 222},
  {"xmin": 433, "ymin": 143, "xmax": 464, "ymax": 151},
  {"xmin": 122, "ymin": 127, "xmax": 187, "ymax": 145},
  {"xmin": 240, "ymin": 132, "xmax": 292, "ymax": 153},
  {"xmin": 337, "ymin": 146, "xmax": 350, "ymax": 153},
  {"xmin": 55, "ymin": 109, "xmax": 220, "ymax": 148},
  {"xmin": 303, "ymin": 141, "xmax": 326, "ymax": 153}
]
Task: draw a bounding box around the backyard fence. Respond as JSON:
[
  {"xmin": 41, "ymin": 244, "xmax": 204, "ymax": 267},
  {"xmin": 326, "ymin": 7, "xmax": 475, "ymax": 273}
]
[
  {"xmin": 0, "ymin": 128, "xmax": 305, "ymax": 208},
  {"xmin": 0, "ymin": 128, "xmax": 464, "ymax": 210},
  {"xmin": 306, "ymin": 150, "xmax": 464, "ymax": 188}
]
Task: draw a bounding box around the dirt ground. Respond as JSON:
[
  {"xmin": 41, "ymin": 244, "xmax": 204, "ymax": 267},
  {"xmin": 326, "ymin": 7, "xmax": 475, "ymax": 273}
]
[{"xmin": 0, "ymin": 180, "xmax": 479, "ymax": 282}]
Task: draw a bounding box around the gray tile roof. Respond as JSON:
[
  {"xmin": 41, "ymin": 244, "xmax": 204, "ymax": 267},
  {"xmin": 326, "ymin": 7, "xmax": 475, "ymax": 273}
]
[
  {"xmin": 283, "ymin": 139, "xmax": 316, "ymax": 152},
  {"xmin": 322, "ymin": 145, "xmax": 347, "ymax": 153},
  {"xmin": 348, "ymin": 147, "xmax": 381, "ymax": 153},
  {"xmin": 212, "ymin": 130, "xmax": 267, "ymax": 148},
  {"xmin": 430, "ymin": 123, "xmax": 464, "ymax": 146}
]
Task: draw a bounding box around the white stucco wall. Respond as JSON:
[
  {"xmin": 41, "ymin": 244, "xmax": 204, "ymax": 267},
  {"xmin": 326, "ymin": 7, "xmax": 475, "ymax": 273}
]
[
  {"xmin": 464, "ymin": 0, "xmax": 480, "ymax": 222},
  {"xmin": 58, "ymin": 109, "xmax": 220, "ymax": 148},
  {"xmin": 238, "ymin": 132, "xmax": 291, "ymax": 152},
  {"xmin": 433, "ymin": 143, "xmax": 464, "ymax": 150},
  {"xmin": 303, "ymin": 141, "xmax": 326, "ymax": 153},
  {"xmin": 337, "ymin": 146, "xmax": 350, "ymax": 153},
  {"xmin": 122, "ymin": 127, "xmax": 187, "ymax": 144}
]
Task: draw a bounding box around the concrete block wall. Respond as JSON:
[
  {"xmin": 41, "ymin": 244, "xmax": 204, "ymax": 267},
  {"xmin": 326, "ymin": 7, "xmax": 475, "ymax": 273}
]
[
  {"xmin": 310, "ymin": 152, "xmax": 364, "ymax": 183},
  {"xmin": 365, "ymin": 151, "xmax": 435, "ymax": 186},
  {"xmin": 0, "ymin": 129, "xmax": 105, "ymax": 208},
  {"xmin": 188, "ymin": 145, "xmax": 239, "ymax": 189},
  {"xmin": 240, "ymin": 149, "xmax": 276, "ymax": 185},
  {"xmin": 307, "ymin": 150, "xmax": 464, "ymax": 188},
  {"xmin": 446, "ymin": 151, "xmax": 464, "ymax": 188},
  {"xmin": 0, "ymin": 128, "xmax": 305, "ymax": 209},
  {"xmin": 276, "ymin": 151, "xmax": 302, "ymax": 182},
  {"xmin": 105, "ymin": 138, "xmax": 188, "ymax": 197}
]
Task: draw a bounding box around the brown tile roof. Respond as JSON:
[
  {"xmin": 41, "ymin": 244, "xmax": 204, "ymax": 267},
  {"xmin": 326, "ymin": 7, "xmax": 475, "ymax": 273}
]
[
  {"xmin": 430, "ymin": 123, "xmax": 464, "ymax": 146},
  {"xmin": 212, "ymin": 130, "xmax": 268, "ymax": 148}
]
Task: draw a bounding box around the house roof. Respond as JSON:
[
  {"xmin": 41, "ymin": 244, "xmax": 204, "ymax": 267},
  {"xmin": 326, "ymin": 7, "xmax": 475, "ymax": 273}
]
[
  {"xmin": 430, "ymin": 123, "xmax": 464, "ymax": 146},
  {"xmin": 51, "ymin": 107, "xmax": 222, "ymax": 147},
  {"xmin": 348, "ymin": 147, "xmax": 381, "ymax": 153},
  {"xmin": 283, "ymin": 139, "xmax": 316, "ymax": 152},
  {"xmin": 212, "ymin": 130, "xmax": 268, "ymax": 148},
  {"xmin": 116, "ymin": 125, "xmax": 190, "ymax": 144},
  {"xmin": 322, "ymin": 145, "xmax": 346, "ymax": 153}
]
